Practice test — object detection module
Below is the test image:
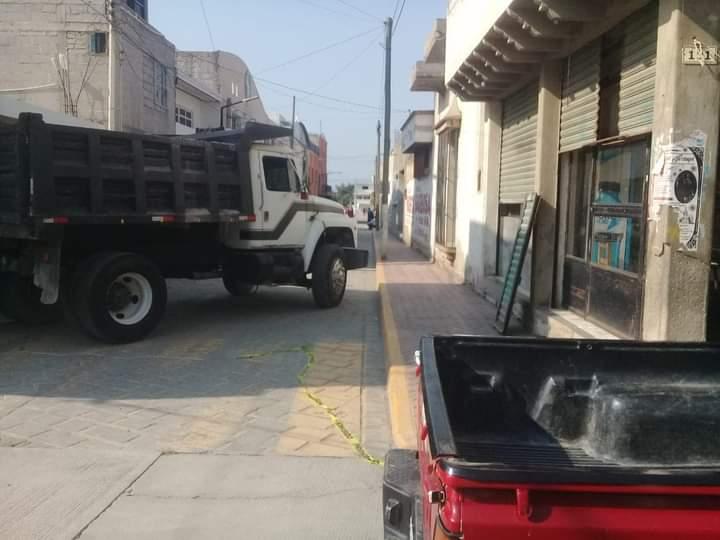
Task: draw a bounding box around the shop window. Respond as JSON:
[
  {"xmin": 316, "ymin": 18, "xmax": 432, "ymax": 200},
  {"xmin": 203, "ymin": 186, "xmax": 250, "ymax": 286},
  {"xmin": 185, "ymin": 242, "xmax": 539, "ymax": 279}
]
[
  {"xmin": 591, "ymin": 214, "xmax": 642, "ymax": 274},
  {"xmin": 594, "ymin": 141, "xmax": 647, "ymax": 205},
  {"xmin": 566, "ymin": 150, "xmax": 593, "ymax": 259}
]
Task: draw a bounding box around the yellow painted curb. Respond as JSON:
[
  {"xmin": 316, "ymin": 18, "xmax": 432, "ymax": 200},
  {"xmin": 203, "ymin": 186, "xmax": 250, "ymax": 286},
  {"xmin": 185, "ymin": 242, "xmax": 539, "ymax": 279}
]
[{"xmin": 375, "ymin": 241, "xmax": 417, "ymax": 450}]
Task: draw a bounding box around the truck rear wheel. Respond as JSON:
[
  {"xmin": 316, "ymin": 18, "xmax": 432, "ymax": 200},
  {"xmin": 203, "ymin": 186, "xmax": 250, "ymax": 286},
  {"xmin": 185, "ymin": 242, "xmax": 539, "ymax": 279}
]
[
  {"xmin": 0, "ymin": 272, "xmax": 63, "ymax": 325},
  {"xmin": 71, "ymin": 253, "xmax": 167, "ymax": 343},
  {"xmin": 311, "ymin": 244, "xmax": 347, "ymax": 308}
]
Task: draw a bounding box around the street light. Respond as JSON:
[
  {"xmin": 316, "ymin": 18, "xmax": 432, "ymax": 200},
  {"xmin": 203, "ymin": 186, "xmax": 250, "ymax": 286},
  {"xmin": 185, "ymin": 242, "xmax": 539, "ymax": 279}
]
[{"xmin": 219, "ymin": 95, "xmax": 259, "ymax": 129}]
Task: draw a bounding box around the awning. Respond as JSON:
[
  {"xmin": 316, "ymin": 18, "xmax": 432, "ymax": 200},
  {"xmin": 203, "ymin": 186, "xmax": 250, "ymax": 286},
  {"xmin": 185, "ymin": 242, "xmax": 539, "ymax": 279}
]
[{"xmin": 448, "ymin": 0, "xmax": 652, "ymax": 102}]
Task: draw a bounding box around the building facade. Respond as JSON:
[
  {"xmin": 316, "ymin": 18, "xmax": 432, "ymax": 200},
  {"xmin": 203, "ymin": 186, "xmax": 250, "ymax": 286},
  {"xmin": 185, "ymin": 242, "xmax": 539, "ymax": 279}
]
[
  {"xmin": 0, "ymin": 0, "xmax": 176, "ymax": 133},
  {"xmin": 176, "ymin": 50, "xmax": 272, "ymax": 130},
  {"xmin": 174, "ymin": 72, "xmax": 222, "ymax": 135},
  {"xmin": 406, "ymin": 0, "xmax": 719, "ymax": 341},
  {"xmin": 307, "ymin": 133, "xmax": 328, "ymax": 196}
]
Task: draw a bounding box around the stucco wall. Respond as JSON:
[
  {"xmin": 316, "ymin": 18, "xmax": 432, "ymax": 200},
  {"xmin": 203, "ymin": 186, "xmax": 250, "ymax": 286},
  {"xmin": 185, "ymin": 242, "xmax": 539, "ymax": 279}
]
[
  {"xmin": 115, "ymin": 5, "xmax": 175, "ymax": 133},
  {"xmin": 175, "ymin": 87, "xmax": 219, "ymax": 134},
  {"xmin": 453, "ymin": 101, "xmax": 486, "ymax": 288},
  {"xmin": 0, "ymin": 1, "xmax": 176, "ymax": 133},
  {"xmin": 176, "ymin": 51, "xmax": 272, "ymax": 126},
  {"xmin": 0, "ymin": 0, "xmax": 109, "ymax": 127}
]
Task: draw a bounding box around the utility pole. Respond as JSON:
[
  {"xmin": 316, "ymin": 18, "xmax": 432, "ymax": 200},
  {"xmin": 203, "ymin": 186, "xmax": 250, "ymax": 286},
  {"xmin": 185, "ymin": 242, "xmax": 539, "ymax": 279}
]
[
  {"xmin": 375, "ymin": 120, "xmax": 381, "ymax": 221},
  {"xmin": 380, "ymin": 17, "xmax": 392, "ymax": 260},
  {"xmin": 290, "ymin": 95, "xmax": 296, "ymax": 149}
]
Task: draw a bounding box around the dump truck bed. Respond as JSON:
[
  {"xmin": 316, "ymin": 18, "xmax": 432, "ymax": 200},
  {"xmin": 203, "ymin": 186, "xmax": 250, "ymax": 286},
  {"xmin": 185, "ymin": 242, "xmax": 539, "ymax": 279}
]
[{"xmin": 0, "ymin": 113, "xmax": 253, "ymax": 227}]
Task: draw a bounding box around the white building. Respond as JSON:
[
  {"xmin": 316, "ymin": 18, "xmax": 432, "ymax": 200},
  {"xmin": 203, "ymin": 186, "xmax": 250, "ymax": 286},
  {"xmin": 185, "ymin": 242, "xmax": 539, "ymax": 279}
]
[{"xmin": 353, "ymin": 183, "xmax": 374, "ymax": 223}]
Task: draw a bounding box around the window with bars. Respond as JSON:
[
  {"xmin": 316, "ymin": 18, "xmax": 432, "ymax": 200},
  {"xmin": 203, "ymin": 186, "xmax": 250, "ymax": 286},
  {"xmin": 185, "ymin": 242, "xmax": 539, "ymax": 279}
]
[
  {"xmin": 153, "ymin": 61, "xmax": 167, "ymax": 109},
  {"xmin": 175, "ymin": 107, "xmax": 193, "ymax": 128}
]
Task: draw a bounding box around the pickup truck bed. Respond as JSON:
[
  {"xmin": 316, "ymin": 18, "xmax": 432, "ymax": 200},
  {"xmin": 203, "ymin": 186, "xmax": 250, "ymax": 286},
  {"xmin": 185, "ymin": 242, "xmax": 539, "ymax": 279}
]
[{"xmin": 384, "ymin": 337, "xmax": 720, "ymax": 540}]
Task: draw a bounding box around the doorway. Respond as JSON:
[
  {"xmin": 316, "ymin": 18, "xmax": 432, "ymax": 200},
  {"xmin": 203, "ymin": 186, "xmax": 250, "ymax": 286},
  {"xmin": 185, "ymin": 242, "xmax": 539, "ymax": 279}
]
[{"xmin": 562, "ymin": 138, "xmax": 650, "ymax": 338}]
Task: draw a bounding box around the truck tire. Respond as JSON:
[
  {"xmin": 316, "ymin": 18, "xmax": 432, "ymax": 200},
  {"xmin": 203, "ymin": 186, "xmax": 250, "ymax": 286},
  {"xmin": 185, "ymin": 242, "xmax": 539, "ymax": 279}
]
[
  {"xmin": 221, "ymin": 272, "xmax": 256, "ymax": 297},
  {"xmin": 71, "ymin": 252, "xmax": 167, "ymax": 343},
  {"xmin": 311, "ymin": 244, "xmax": 347, "ymax": 308},
  {"xmin": 0, "ymin": 272, "xmax": 63, "ymax": 325}
]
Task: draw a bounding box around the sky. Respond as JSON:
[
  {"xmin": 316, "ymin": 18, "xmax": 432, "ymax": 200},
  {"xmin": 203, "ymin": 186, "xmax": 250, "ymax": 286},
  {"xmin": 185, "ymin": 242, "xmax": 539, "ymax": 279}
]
[{"xmin": 150, "ymin": 0, "xmax": 446, "ymax": 185}]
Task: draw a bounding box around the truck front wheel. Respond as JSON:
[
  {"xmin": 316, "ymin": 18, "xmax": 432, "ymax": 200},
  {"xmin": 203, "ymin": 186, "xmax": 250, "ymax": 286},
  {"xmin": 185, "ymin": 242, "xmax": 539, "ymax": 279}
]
[
  {"xmin": 0, "ymin": 272, "xmax": 63, "ymax": 325},
  {"xmin": 311, "ymin": 244, "xmax": 347, "ymax": 308},
  {"xmin": 71, "ymin": 253, "xmax": 167, "ymax": 343}
]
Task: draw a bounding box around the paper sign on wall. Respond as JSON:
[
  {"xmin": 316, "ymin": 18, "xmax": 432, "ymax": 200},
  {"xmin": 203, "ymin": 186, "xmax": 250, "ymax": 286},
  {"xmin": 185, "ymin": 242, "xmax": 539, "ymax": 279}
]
[{"xmin": 650, "ymin": 131, "xmax": 706, "ymax": 251}]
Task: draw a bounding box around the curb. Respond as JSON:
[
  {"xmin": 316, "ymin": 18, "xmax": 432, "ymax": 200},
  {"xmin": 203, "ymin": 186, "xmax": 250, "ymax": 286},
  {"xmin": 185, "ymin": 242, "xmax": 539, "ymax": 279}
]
[{"xmin": 374, "ymin": 234, "xmax": 417, "ymax": 450}]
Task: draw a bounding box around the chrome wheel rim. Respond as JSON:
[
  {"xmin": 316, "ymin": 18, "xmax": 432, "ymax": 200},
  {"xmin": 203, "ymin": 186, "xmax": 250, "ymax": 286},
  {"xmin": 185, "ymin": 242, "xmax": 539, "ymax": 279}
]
[{"xmin": 330, "ymin": 258, "xmax": 346, "ymax": 295}]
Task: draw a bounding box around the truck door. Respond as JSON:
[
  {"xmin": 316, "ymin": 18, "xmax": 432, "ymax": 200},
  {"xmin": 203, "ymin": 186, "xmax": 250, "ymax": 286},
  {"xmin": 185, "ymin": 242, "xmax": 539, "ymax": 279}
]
[{"xmin": 258, "ymin": 153, "xmax": 308, "ymax": 247}]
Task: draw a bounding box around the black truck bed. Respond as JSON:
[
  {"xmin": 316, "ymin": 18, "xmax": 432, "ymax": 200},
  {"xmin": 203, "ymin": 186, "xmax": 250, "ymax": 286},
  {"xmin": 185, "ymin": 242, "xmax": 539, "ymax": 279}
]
[
  {"xmin": 421, "ymin": 336, "xmax": 720, "ymax": 485},
  {"xmin": 0, "ymin": 113, "xmax": 253, "ymax": 226}
]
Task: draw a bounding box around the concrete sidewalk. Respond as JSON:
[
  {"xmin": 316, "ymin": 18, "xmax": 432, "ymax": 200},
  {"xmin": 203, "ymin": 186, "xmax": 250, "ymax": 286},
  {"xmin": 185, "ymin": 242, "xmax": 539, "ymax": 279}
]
[{"xmin": 376, "ymin": 234, "xmax": 500, "ymax": 448}]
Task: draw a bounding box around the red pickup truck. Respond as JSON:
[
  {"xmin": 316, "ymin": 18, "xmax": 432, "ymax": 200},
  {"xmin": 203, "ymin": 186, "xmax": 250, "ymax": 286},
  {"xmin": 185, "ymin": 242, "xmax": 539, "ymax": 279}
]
[{"xmin": 383, "ymin": 337, "xmax": 720, "ymax": 539}]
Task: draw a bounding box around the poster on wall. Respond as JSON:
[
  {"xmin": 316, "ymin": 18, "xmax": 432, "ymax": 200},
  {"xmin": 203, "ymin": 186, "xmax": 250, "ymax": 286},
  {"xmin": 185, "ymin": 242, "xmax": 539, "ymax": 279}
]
[{"xmin": 651, "ymin": 131, "xmax": 706, "ymax": 251}]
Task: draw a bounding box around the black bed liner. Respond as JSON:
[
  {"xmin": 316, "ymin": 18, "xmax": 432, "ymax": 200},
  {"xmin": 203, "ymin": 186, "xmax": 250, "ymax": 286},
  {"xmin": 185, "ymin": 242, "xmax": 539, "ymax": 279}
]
[{"xmin": 421, "ymin": 336, "xmax": 720, "ymax": 485}]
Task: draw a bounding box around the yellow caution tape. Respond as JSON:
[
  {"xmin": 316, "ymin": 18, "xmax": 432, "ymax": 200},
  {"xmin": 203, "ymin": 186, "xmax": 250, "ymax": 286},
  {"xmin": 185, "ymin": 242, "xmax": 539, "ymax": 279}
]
[{"xmin": 239, "ymin": 346, "xmax": 384, "ymax": 466}]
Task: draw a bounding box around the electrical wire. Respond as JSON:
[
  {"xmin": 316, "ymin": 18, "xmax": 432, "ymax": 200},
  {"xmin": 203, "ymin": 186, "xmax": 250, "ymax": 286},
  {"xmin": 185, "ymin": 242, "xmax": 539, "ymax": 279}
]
[
  {"xmin": 333, "ymin": 0, "xmax": 381, "ymax": 22},
  {"xmin": 391, "ymin": 0, "xmax": 402, "ymax": 21},
  {"xmin": 393, "ymin": 0, "xmax": 407, "ymax": 36},
  {"xmin": 311, "ymin": 32, "xmax": 381, "ymax": 93},
  {"xmin": 257, "ymin": 26, "xmax": 380, "ymax": 74},
  {"xmin": 199, "ymin": 0, "xmax": 215, "ymax": 50},
  {"xmin": 292, "ymin": 0, "xmax": 373, "ymax": 22}
]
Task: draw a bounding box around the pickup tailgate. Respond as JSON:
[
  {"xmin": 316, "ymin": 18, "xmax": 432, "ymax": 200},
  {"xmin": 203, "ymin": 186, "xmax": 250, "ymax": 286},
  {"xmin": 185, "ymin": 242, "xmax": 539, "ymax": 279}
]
[{"xmin": 420, "ymin": 336, "xmax": 720, "ymax": 539}]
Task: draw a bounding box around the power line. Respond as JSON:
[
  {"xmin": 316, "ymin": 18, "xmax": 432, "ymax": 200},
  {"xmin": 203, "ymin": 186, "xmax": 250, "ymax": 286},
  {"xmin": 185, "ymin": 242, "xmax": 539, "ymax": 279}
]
[
  {"xmin": 333, "ymin": 0, "xmax": 381, "ymax": 22},
  {"xmin": 391, "ymin": 0, "xmax": 402, "ymax": 21},
  {"xmin": 312, "ymin": 32, "xmax": 381, "ymax": 93},
  {"xmin": 257, "ymin": 26, "xmax": 380, "ymax": 74},
  {"xmin": 79, "ymin": 0, "xmax": 400, "ymax": 118},
  {"xmin": 199, "ymin": 0, "xmax": 215, "ymax": 50},
  {"xmin": 292, "ymin": 0, "xmax": 373, "ymax": 21},
  {"xmin": 254, "ymin": 77, "xmax": 406, "ymax": 113},
  {"xmin": 393, "ymin": 0, "xmax": 408, "ymax": 36}
]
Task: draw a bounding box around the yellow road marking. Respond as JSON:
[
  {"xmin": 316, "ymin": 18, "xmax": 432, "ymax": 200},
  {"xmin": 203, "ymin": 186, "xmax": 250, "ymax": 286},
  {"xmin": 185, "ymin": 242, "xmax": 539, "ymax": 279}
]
[{"xmin": 376, "ymin": 260, "xmax": 417, "ymax": 450}]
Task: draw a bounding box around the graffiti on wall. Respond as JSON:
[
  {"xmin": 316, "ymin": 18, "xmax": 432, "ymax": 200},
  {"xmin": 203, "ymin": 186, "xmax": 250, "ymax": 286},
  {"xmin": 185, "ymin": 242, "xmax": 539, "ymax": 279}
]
[{"xmin": 410, "ymin": 178, "xmax": 432, "ymax": 251}]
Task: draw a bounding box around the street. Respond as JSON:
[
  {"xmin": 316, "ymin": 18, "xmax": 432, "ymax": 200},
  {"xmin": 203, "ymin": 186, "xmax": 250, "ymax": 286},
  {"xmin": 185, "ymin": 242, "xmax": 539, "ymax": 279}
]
[{"xmin": 0, "ymin": 231, "xmax": 390, "ymax": 539}]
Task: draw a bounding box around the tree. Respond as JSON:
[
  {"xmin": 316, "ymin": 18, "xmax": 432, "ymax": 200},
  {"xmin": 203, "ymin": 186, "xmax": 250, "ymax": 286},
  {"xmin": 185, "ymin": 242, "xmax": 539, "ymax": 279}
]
[{"xmin": 334, "ymin": 183, "xmax": 355, "ymax": 207}]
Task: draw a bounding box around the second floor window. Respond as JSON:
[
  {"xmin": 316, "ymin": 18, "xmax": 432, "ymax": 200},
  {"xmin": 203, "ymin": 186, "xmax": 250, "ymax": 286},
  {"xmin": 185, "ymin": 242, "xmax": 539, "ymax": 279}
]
[
  {"xmin": 154, "ymin": 61, "xmax": 167, "ymax": 109},
  {"xmin": 126, "ymin": 0, "xmax": 147, "ymax": 20},
  {"xmin": 175, "ymin": 107, "xmax": 193, "ymax": 128}
]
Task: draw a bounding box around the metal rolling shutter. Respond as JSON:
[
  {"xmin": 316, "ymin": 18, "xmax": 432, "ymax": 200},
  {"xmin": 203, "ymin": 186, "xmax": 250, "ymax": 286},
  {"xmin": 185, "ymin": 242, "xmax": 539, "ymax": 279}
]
[
  {"xmin": 499, "ymin": 81, "xmax": 538, "ymax": 203},
  {"xmin": 618, "ymin": 2, "xmax": 658, "ymax": 136},
  {"xmin": 559, "ymin": 40, "xmax": 601, "ymax": 153}
]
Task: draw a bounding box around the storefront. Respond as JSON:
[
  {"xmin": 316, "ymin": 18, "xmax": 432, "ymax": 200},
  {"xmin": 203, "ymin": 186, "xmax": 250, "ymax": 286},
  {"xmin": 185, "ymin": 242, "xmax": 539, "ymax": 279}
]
[{"xmin": 558, "ymin": 4, "xmax": 657, "ymax": 338}]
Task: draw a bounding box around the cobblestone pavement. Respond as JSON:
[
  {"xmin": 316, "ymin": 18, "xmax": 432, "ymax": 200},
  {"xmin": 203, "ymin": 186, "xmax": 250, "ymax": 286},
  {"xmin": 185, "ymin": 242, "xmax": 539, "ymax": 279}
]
[{"xmin": 0, "ymin": 232, "xmax": 389, "ymax": 462}]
